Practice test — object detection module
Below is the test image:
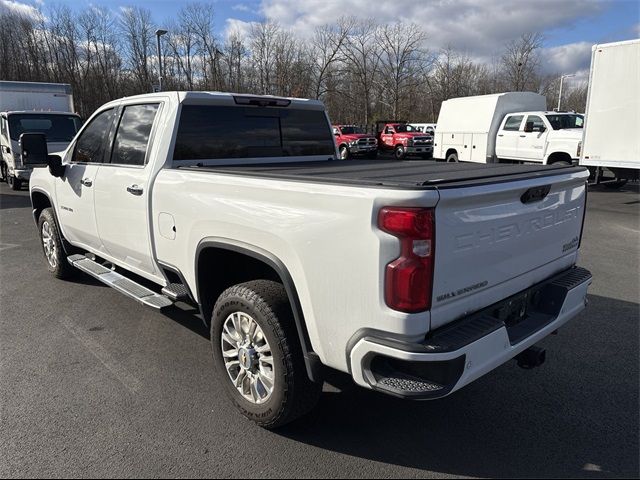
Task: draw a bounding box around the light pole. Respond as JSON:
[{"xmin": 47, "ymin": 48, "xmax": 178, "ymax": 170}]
[
  {"xmin": 155, "ymin": 29, "xmax": 168, "ymax": 92},
  {"xmin": 557, "ymin": 74, "xmax": 575, "ymax": 111}
]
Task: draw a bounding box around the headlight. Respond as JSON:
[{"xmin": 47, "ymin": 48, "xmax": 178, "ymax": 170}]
[
  {"xmin": 577, "ymin": 141, "xmax": 582, "ymax": 158},
  {"xmin": 349, "ymin": 140, "xmax": 358, "ymax": 147}
]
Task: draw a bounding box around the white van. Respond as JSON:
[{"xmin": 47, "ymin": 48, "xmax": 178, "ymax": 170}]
[
  {"xmin": 580, "ymin": 39, "xmax": 640, "ymax": 186},
  {"xmin": 0, "ymin": 81, "xmax": 82, "ymax": 190},
  {"xmin": 434, "ymin": 92, "xmax": 583, "ymax": 165}
]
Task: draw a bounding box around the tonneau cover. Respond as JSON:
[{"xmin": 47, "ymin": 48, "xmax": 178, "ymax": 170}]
[{"xmin": 180, "ymin": 160, "xmax": 585, "ymax": 189}]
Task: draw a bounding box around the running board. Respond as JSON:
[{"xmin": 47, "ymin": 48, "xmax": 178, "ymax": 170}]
[{"xmin": 67, "ymin": 254, "xmax": 173, "ymax": 310}]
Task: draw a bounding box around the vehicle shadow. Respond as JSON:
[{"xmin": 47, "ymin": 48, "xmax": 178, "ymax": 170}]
[
  {"xmin": 0, "ymin": 192, "xmax": 32, "ymax": 210},
  {"xmin": 273, "ymin": 293, "xmax": 639, "ymax": 478}
]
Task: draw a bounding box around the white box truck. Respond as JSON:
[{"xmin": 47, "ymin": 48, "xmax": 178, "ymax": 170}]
[
  {"xmin": 0, "ymin": 81, "xmax": 82, "ymax": 190},
  {"xmin": 580, "ymin": 39, "xmax": 640, "ymax": 187},
  {"xmin": 434, "ymin": 92, "xmax": 584, "ymax": 165}
]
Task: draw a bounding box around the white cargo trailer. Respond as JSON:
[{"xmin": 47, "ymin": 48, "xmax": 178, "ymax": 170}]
[
  {"xmin": 0, "ymin": 81, "xmax": 81, "ymax": 190},
  {"xmin": 433, "ymin": 92, "xmax": 547, "ymax": 163},
  {"xmin": 580, "ymin": 39, "xmax": 640, "ymax": 186}
]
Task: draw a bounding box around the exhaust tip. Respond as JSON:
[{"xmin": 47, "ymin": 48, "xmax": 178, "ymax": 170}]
[{"xmin": 515, "ymin": 346, "xmax": 546, "ymax": 370}]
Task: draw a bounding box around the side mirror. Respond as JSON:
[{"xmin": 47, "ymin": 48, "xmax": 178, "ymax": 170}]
[
  {"xmin": 524, "ymin": 122, "xmax": 534, "ymax": 133},
  {"xmin": 20, "ymin": 133, "xmax": 48, "ymax": 167}
]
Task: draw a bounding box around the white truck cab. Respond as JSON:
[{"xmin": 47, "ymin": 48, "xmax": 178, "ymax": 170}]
[{"xmin": 496, "ymin": 111, "xmax": 583, "ymax": 165}]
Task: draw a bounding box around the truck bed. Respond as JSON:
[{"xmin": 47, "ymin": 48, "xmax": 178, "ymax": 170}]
[{"xmin": 180, "ymin": 160, "xmax": 584, "ymax": 189}]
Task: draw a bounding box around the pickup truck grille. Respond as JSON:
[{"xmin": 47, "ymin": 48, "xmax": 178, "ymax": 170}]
[
  {"xmin": 357, "ymin": 138, "xmax": 376, "ymax": 146},
  {"xmin": 413, "ymin": 137, "xmax": 433, "ymax": 145}
]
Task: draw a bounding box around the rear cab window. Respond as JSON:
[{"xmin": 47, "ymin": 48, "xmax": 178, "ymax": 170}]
[
  {"xmin": 503, "ymin": 115, "xmax": 524, "ymax": 131},
  {"xmin": 110, "ymin": 104, "xmax": 160, "ymax": 166},
  {"xmin": 173, "ymin": 105, "xmax": 335, "ymax": 161}
]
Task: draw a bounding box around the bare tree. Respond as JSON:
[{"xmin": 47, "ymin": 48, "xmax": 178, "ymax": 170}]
[
  {"xmin": 376, "ymin": 22, "xmax": 431, "ymax": 119},
  {"xmin": 120, "ymin": 6, "xmax": 155, "ymax": 92},
  {"xmin": 342, "ymin": 18, "xmax": 380, "ymax": 125},
  {"xmin": 309, "ymin": 18, "xmax": 354, "ymax": 99},
  {"xmin": 501, "ymin": 32, "xmax": 543, "ymax": 91}
]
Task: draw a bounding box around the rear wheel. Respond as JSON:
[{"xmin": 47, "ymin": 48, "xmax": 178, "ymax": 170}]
[
  {"xmin": 446, "ymin": 152, "xmax": 458, "ymax": 163},
  {"xmin": 38, "ymin": 208, "xmax": 74, "ymax": 279},
  {"xmin": 604, "ymin": 179, "xmax": 628, "ymax": 189},
  {"xmin": 394, "ymin": 145, "xmax": 405, "ymax": 160},
  {"xmin": 211, "ymin": 280, "xmax": 322, "ymax": 429}
]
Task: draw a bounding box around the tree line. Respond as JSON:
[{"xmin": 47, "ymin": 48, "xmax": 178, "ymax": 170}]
[{"xmin": 0, "ymin": 3, "xmax": 588, "ymax": 123}]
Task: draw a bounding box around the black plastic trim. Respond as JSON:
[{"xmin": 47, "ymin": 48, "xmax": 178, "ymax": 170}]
[
  {"xmin": 194, "ymin": 239, "xmax": 322, "ymax": 382},
  {"xmin": 157, "ymin": 260, "xmax": 196, "ymax": 303}
]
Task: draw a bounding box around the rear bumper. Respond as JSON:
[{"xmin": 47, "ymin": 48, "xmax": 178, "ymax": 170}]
[{"xmin": 348, "ymin": 266, "xmax": 592, "ymax": 399}]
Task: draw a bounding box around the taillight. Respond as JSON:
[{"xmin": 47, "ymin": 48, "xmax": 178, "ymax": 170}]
[{"xmin": 378, "ymin": 207, "xmax": 435, "ymax": 313}]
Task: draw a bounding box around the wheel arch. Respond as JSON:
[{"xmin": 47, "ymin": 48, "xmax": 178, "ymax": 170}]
[
  {"xmin": 30, "ymin": 188, "xmax": 53, "ymax": 224},
  {"xmin": 195, "ymin": 239, "xmax": 322, "ymax": 382},
  {"xmin": 546, "ymin": 151, "xmax": 573, "ymax": 165}
]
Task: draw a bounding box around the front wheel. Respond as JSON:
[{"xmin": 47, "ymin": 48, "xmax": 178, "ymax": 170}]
[
  {"xmin": 38, "ymin": 208, "xmax": 74, "ymax": 279},
  {"xmin": 339, "ymin": 145, "xmax": 349, "ymax": 160},
  {"xmin": 394, "ymin": 145, "xmax": 405, "ymax": 160},
  {"xmin": 211, "ymin": 280, "xmax": 322, "ymax": 429},
  {"xmin": 446, "ymin": 152, "xmax": 458, "ymax": 163},
  {"xmin": 0, "ymin": 162, "xmax": 7, "ymax": 183}
]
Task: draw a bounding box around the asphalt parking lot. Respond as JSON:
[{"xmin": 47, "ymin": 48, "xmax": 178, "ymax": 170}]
[{"xmin": 0, "ymin": 180, "xmax": 638, "ymax": 479}]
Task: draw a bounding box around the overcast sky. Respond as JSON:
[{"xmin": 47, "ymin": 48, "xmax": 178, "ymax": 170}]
[{"xmin": 2, "ymin": 0, "xmax": 639, "ymax": 83}]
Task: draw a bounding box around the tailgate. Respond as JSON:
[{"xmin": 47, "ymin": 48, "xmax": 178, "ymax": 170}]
[{"xmin": 430, "ymin": 168, "xmax": 588, "ymax": 330}]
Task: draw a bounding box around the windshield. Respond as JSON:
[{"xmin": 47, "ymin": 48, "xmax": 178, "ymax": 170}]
[
  {"xmin": 545, "ymin": 114, "xmax": 584, "ymax": 130},
  {"xmin": 339, "ymin": 126, "xmax": 364, "ymax": 135},
  {"xmin": 395, "ymin": 124, "xmax": 420, "ymax": 133},
  {"xmin": 8, "ymin": 113, "xmax": 82, "ymax": 142}
]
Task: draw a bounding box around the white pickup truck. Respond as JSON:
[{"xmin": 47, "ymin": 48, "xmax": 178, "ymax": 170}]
[
  {"xmin": 25, "ymin": 91, "xmax": 592, "ymax": 428},
  {"xmin": 434, "ymin": 92, "xmax": 583, "ymax": 165}
]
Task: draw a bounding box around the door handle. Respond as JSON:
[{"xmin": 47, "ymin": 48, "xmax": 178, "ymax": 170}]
[
  {"xmin": 498, "ymin": 134, "xmax": 504, "ymax": 137},
  {"xmin": 127, "ymin": 184, "xmax": 143, "ymax": 196},
  {"xmin": 520, "ymin": 135, "xmax": 526, "ymax": 138},
  {"xmin": 81, "ymin": 178, "xmax": 92, "ymax": 187}
]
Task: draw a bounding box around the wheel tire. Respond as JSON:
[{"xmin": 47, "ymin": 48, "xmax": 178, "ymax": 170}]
[
  {"xmin": 394, "ymin": 145, "xmax": 405, "ymax": 160},
  {"xmin": 446, "ymin": 152, "xmax": 458, "ymax": 163},
  {"xmin": 211, "ymin": 280, "xmax": 322, "ymax": 429},
  {"xmin": 339, "ymin": 145, "xmax": 349, "ymax": 160},
  {"xmin": 550, "ymin": 160, "xmax": 571, "ymax": 166},
  {"xmin": 9, "ymin": 175, "xmax": 21, "ymax": 191},
  {"xmin": 367, "ymin": 150, "xmax": 378, "ymax": 159},
  {"xmin": 38, "ymin": 208, "xmax": 74, "ymax": 279}
]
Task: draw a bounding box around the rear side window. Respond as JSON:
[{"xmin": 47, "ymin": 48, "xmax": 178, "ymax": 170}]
[
  {"xmin": 503, "ymin": 115, "xmax": 524, "ymax": 131},
  {"xmin": 526, "ymin": 115, "xmax": 545, "ymax": 131},
  {"xmin": 173, "ymin": 105, "xmax": 335, "ymax": 160},
  {"xmin": 72, "ymin": 108, "xmax": 115, "ymax": 163},
  {"xmin": 110, "ymin": 104, "xmax": 159, "ymax": 166}
]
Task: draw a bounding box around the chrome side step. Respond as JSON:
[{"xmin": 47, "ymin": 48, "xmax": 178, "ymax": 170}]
[{"xmin": 67, "ymin": 254, "xmax": 173, "ymax": 310}]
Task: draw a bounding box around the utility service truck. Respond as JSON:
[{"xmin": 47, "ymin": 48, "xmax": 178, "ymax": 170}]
[
  {"xmin": 25, "ymin": 91, "xmax": 592, "ymax": 428},
  {"xmin": 0, "ymin": 81, "xmax": 82, "ymax": 190},
  {"xmin": 580, "ymin": 39, "xmax": 640, "ymax": 188},
  {"xmin": 434, "ymin": 92, "xmax": 583, "ymax": 165}
]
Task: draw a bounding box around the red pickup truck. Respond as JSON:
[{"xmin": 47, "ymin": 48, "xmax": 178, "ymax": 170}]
[
  {"xmin": 332, "ymin": 125, "xmax": 378, "ymax": 159},
  {"xmin": 377, "ymin": 122, "xmax": 433, "ymax": 159}
]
